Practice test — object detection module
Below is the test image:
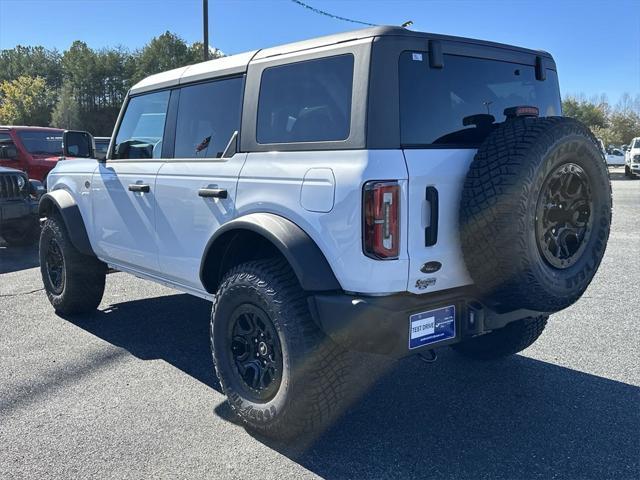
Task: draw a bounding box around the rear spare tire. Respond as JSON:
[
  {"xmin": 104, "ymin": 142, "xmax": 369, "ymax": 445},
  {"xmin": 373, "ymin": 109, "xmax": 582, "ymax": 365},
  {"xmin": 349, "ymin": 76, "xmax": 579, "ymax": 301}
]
[{"xmin": 460, "ymin": 117, "xmax": 611, "ymax": 312}]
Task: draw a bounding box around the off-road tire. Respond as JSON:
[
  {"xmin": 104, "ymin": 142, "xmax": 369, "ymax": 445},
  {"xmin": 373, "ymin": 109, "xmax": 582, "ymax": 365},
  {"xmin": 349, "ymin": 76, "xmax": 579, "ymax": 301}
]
[
  {"xmin": 211, "ymin": 258, "xmax": 348, "ymax": 440},
  {"xmin": 39, "ymin": 214, "xmax": 106, "ymax": 314},
  {"xmin": 460, "ymin": 117, "xmax": 612, "ymax": 312},
  {"xmin": 452, "ymin": 316, "xmax": 548, "ymax": 360}
]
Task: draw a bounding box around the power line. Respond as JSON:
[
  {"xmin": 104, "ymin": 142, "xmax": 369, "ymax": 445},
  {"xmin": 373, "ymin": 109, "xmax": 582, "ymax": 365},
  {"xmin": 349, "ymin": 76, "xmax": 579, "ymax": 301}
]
[{"xmin": 290, "ymin": 0, "xmax": 378, "ymax": 27}]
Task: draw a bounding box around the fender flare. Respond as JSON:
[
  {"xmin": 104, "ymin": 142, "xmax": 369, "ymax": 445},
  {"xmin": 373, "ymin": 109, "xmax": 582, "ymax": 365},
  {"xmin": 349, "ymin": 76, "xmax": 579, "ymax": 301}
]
[
  {"xmin": 38, "ymin": 190, "xmax": 94, "ymax": 256},
  {"xmin": 200, "ymin": 213, "xmax": 341, "ymax": 292}
]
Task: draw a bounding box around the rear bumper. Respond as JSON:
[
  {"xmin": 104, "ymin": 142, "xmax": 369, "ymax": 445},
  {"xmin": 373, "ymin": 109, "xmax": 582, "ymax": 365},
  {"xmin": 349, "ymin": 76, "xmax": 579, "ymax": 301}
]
[{"xmin": 308, "ymin": 288, "xmax": 547, "ymax": 358}]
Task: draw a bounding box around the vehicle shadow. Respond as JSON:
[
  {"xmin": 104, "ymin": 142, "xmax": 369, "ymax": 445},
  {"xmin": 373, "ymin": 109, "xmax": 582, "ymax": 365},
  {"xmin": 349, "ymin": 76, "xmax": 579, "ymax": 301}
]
[
  {"xmin": 69, "ymin": 293, "xmax": 222, "ymax": 392},
  {"xmin": 0, "ymin": 243, "xmax": 39, "ymax": 274},
  {"xmin": 67, "ymin": 293, "xmax": 639, "ymax": 479}
]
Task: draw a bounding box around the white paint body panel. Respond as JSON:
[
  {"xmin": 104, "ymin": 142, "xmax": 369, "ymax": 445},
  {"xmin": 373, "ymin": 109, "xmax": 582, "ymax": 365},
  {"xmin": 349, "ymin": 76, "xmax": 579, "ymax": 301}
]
[
  {"xmin": 46, "ymin": 148, "xmax": 477, "ymax": 298},
  {"xmin": 91, "ymin": 162, "xmax": 163, "ymax": 273},
  {"xmin": 402, "ymin": 149, "xmax": 474, "ymax": 294},
  {"xmin": 237, "ymin": 150, "xmax": 410, "ymax": 294},
  {"xmin": 154, "ymin": 154, "xmax": 247, "ymax": 289}
]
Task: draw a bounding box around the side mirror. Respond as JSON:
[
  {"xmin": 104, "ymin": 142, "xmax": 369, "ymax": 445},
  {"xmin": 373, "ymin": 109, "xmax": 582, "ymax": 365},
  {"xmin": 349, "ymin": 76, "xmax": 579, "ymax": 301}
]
[
  {"xmin": 0, "ymin": 145, "xmax": 18, "ymax": 160},
  {"xmin": 63, "ymin": 130, "xmax": 95, "ymax": 159},
  {"xmin": 29, "ymin": 179, "xmax": 46, "ymax": 199}
]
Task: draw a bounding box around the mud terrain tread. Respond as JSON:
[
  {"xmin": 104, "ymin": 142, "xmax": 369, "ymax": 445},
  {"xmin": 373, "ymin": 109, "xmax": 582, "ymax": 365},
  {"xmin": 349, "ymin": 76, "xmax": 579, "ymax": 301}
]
[
  {"xmin": 40, "ymin": 214, "xmax": 106, "ymax": 314},
  {"xmin": 211, "ymin": 258, "xmax": 348, "ymax": 439},
  {"xmin": 460, "ymin": 117, "xmax": 611, "ymax": 312}
]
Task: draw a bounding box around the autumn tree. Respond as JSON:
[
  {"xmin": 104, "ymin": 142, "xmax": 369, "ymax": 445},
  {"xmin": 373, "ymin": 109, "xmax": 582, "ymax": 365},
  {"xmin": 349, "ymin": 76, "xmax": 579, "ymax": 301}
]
[{"xmin": 0, "ymin": 75, "xmax": 55, "ymax": 125}]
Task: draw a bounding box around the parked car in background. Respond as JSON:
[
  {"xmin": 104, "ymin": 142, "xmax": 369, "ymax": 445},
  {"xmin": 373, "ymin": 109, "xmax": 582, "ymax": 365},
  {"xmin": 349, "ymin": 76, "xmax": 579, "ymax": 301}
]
[
  {"xmin": 625, "ymin": 137, "xmax": 640, "ymax": 178},
  {"xmin": 606, "ymin": 147, "xmax": 626, "ymax": 166},
  {"xmin": 94, "ymin": 137, "xmax": 111, "ymax": 161},
  {"xmin": 0, "ymin": 166, "xmax": 44, "ymax": 245},
  {"xmin": 0, "ymin": 126, "xmax": 96, "ymax": 185}
]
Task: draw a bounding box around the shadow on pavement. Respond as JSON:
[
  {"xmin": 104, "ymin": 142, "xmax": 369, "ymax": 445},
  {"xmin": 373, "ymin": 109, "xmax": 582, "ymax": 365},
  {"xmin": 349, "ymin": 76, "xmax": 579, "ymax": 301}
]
[
  {"xmin": 68, "ymin": 293, "xmax": 639, "ymax": 479},
  {"xmin": 0, "ymin": 243, "xmax": 39, "ymax": 274},
  {"xmin": 69, "ymin": 293, "xmax": 222, "ymax": 392}
]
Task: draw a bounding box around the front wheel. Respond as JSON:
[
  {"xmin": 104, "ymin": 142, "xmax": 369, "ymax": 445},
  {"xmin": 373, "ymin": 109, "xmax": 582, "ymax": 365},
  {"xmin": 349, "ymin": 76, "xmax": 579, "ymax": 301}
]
[
  {"xmin": 451, "ymin": 316, "xmax": 548, "ymax": 360},
  {"xmin": 211, "ymin": 258, "xmax": 348, "ymax": 439},
  {"xmin": 39, "ymin": 214, "xmax": 106, "ymax": 315}
]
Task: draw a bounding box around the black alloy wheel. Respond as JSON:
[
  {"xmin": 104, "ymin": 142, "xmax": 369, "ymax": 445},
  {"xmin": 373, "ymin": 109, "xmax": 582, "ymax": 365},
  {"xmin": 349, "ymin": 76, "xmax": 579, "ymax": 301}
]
[
  {"xmin": 45, "ymin": 237, "xmax": 65, "ymax": 294},
  {"xmin": 535, "ymin": 163, "xmax": 593, "ymax": 269},
  {"xmin": 228, "ymin": 303, "xmax": 283, "ymax": 402}
]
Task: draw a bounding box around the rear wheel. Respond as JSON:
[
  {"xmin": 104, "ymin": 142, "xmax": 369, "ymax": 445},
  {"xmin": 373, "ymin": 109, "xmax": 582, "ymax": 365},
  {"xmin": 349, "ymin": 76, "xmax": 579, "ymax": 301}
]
[
  {"xmin": 452, "ymin": 316, "xmax": 548, "ymax": 360},
  {"xmin": 39, "ymin": 214, "xmax": 106, "ymax": 314},
  {"xmin": 211, "ymin": 258, "xmax": 348, "ymax": 439}
]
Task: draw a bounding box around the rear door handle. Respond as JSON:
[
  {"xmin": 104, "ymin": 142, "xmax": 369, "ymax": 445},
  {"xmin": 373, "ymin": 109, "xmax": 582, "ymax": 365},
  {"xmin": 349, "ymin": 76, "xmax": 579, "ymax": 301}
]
[
  {"xmin": 198, "ymin": 188, "xmax": 228, "ymax": 199},
  {"xmin": 128, "ymin": 184, "xmax": 150, "ymax": 193}
]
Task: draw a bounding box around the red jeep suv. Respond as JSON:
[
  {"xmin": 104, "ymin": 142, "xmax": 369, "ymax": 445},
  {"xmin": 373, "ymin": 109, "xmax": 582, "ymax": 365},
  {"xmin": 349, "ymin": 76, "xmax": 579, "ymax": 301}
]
[{"xmin": 0, "ymin": 126, "xmax": 66, "ymax": 184}]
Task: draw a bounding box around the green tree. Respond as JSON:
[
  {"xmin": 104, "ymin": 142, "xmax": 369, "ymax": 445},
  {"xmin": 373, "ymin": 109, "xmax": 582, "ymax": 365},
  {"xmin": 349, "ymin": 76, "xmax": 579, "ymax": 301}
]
[
  {"xmin": 189, "ymin": 42, "xmax": 225, "ymax": 62},
  {"xmin": 51, "ymin": 81, "xmax": 81, "ymax": 129},
  {"xmin": 0, "ymin": 46, "xmax": 63, "ymax": 88},
  {"xmin": 562, "ymin": 96, "xmax": 608, "ymax": 129},
  {"xmin": 0, "ymin": 75, "xmax": 55, "ymax": 125},
  {"xmin": 608, "ymin": 110, "xmax": 640, "ymax": 145},
  {"xmin": 133, "ymin": 31, "xmax": 197, "ymax": 82}
]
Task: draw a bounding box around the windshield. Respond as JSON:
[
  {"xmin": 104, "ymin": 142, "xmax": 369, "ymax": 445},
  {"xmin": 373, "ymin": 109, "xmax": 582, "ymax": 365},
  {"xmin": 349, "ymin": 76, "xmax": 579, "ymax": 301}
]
[
  {"xmin": 17, "ymin": 131, "xmax": 63, "ymax": 155},
  {"xmin": 633, "ymin": 139, "xmax": 640, "ymax": 149},
  {"xmin": 399, "ymin": 53, "xmax": 562, "ymax": 147}
]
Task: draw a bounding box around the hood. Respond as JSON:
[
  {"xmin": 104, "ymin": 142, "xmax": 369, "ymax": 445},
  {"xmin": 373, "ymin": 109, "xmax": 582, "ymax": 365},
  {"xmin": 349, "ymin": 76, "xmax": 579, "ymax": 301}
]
[
  {"xmin": 0, "ymin": 165, "xmax": 24, "ymax": 174},
  {"xmin": 29, "ymin": 155, "xmax": 62, "ymax": 165}
]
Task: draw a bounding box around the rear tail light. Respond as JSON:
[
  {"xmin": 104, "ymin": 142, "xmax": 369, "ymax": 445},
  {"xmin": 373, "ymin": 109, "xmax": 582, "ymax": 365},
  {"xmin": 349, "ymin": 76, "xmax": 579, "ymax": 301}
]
[{"xmin": 363, "ymin": 180, "xmax": 400, "ymax": 259}]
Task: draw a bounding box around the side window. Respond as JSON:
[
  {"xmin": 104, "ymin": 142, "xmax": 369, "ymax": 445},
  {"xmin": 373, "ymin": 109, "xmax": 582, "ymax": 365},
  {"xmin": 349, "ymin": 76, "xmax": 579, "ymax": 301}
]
[
  {"xmin": 113, "ymin": 90, "xmax": 170, "ymax": 160},
  {"xmin": 256, "ymin": 54, "xmax": 354, "ymax": 144},
  {"xmin": 0, "ymin": 133, "xmax": 17, "ymax": 159},
  {"xmin": 174, "ymin": 77, "xmax": 243, "ymax": 158}
]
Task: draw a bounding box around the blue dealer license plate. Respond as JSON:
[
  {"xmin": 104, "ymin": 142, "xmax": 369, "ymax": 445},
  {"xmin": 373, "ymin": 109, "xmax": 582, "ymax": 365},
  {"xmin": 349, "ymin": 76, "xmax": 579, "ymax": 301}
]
[{"xmin": 408, "ymin": 305, "xmax": 456, "ymax": 349}]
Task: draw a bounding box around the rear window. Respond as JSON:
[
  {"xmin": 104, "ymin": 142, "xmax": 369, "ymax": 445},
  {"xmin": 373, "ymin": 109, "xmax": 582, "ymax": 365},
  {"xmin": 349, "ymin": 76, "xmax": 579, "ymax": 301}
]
[
  {"xmin": 257, "ymin": 54, "xmax": 354, "ymax": 144},
  {"xmin": 399, "ymin": 52, "xmax": 561, "ymax": 147}
]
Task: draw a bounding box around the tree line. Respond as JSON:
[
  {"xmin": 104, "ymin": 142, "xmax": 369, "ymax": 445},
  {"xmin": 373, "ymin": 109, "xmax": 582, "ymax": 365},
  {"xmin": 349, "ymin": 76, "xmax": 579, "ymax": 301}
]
[
  {"xmin": 0, "ymin": 33, "xmax": 638, "ymax": 143},
  {"xmin": 0, "ymin": 32, "xmax": 221, "ymax": 136},
  {"xmin": 562, "ymin": 93, "xmax": 640, "ymax": 147}
]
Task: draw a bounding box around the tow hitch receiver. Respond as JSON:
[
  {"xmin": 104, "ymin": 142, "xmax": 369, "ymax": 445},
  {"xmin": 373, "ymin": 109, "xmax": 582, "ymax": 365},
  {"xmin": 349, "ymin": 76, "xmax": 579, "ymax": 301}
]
[{"xmin": 418, "ymin": 349, "xmax": 438, "ymax": 363}]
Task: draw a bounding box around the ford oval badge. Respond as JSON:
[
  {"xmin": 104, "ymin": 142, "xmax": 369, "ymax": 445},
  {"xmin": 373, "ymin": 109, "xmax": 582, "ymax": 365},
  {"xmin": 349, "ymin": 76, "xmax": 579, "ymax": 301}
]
[{"xmin": 420, "ymin": 261, "xmax": 442, "ymax": 274}]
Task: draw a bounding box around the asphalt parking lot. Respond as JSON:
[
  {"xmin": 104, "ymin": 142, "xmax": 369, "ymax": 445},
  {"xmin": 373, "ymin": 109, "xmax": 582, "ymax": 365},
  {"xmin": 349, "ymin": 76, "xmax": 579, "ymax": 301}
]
[{"xmin": 1, "ymin": 168, "xmax": 638, "ymax": 479}]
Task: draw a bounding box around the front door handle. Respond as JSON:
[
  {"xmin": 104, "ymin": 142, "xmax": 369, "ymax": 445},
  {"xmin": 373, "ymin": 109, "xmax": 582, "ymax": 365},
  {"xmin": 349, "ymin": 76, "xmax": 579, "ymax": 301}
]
[
  {"xmin": 198, "ymin": 188, "xmax": 228, "ymax": 199},
  {"xmin": 128, "ymin": 184, "xmax": 150, "ymax": 193}
]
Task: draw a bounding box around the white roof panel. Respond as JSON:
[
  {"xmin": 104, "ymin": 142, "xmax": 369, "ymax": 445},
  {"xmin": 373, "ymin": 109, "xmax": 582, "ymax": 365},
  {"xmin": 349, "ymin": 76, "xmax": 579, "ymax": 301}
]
[{"xmin": 129, "ymin": 50, "xmax": 257, "ymax": 95}]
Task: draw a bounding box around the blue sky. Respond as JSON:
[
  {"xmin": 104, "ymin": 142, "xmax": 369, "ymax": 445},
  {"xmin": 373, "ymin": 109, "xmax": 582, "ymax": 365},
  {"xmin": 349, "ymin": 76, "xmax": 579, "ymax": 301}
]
[{"xmin": 0, "ymin": 0, "xmax": 638, "ymax": 104}]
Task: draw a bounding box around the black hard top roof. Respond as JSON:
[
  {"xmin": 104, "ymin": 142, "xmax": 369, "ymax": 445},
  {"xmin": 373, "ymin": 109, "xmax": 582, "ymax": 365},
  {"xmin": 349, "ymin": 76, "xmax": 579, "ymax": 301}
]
[{"xmin": 254, "ymin": 26, "xmax": 552, "ymax": 60}]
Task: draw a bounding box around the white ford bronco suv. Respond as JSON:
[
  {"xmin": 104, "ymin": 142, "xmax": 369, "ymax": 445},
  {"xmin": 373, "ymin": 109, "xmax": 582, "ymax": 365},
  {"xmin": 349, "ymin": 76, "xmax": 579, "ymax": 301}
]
[{"xmin": 39, "ymin": 27, "xmax": 612, "ymax": 439}]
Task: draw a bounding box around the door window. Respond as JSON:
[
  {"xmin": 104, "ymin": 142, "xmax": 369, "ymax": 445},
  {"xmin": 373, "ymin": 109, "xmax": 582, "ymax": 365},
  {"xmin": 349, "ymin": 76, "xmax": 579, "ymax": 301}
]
[
  {"xmin": 256, "ymin": 55, "xmax": 354, "ymax": 144},
  {"xmin": 112, "ymin": 90, "xmax": 170, "ymax": 159},
  {"xmin": 174, "ymin": 77, "xmax": 244, "ymax": 158},
  {"xmin": 0, "ymin": 133, "xmax": 17, "ymax": 159}
]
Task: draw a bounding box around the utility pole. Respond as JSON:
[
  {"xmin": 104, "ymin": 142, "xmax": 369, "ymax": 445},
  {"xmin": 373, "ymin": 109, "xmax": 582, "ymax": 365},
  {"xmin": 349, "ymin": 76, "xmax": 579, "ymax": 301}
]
[{"xmin": 203, "ymin": 0, "xmax": 209, "ymax": 61}]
